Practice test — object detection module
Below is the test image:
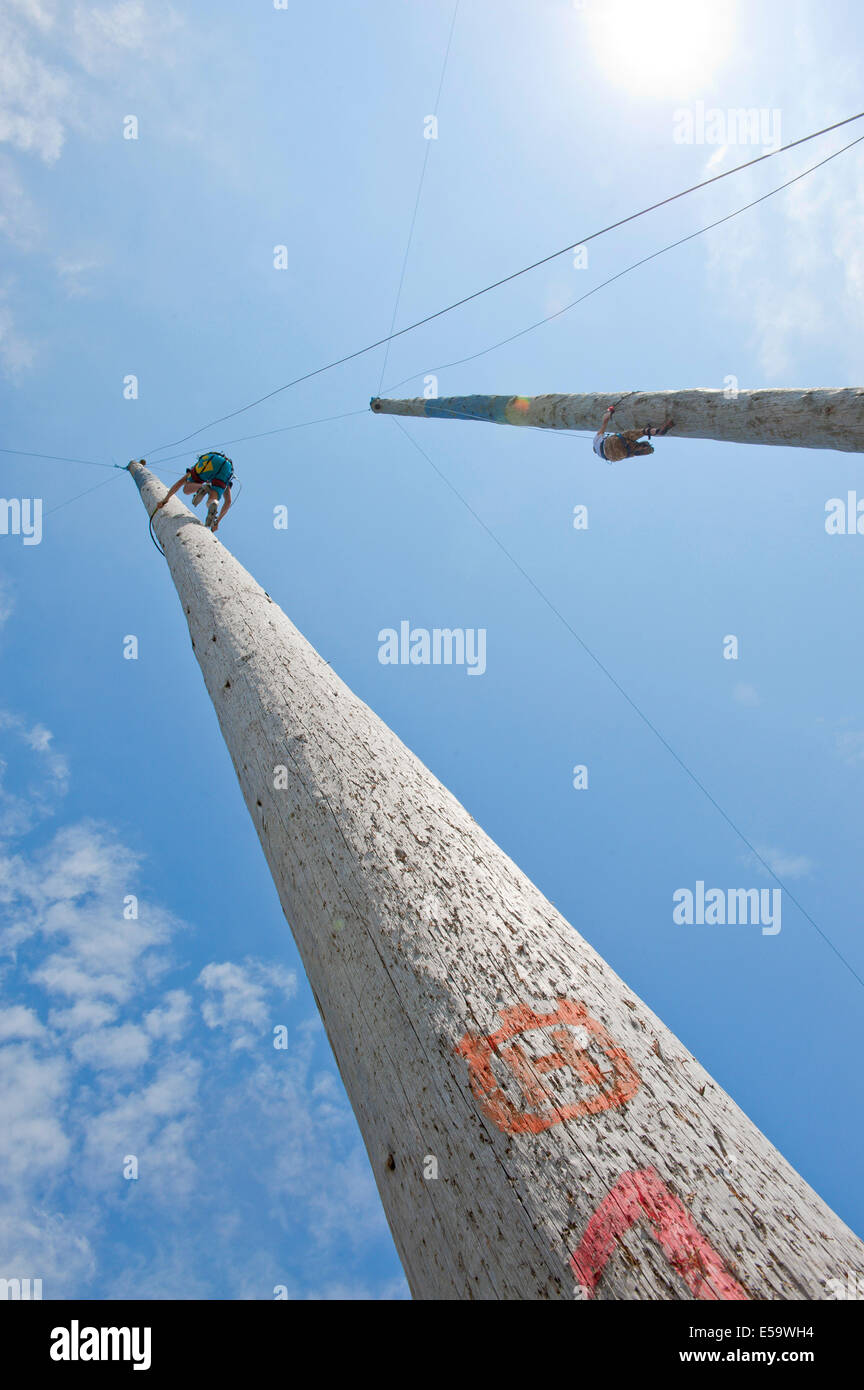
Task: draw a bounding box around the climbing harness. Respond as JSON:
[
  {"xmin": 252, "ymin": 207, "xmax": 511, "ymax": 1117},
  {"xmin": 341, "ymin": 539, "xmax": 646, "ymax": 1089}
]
[{"xmin": 189, "ymin": 451, "xmax": 235, "ymax": 491}]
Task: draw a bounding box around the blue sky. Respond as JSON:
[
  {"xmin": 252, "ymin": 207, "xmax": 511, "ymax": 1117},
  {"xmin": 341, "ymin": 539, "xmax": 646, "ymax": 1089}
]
[{"xmin": 1, "ymin": 0, "xmax": 863, "ymax": 1299}]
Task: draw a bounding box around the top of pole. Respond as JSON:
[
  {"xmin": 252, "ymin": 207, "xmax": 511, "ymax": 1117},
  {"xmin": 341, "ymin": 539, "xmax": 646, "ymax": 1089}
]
[{"xmin": 128, "ymin": 458, "xmax": 222, "ymax": 559}]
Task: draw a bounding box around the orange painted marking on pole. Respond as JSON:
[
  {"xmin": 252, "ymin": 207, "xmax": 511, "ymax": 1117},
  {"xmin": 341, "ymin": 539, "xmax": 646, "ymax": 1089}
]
[
  {"xmin": 454, "ymin": 998, "xmax": 641, "ymax": 1134},
  {"xmin": 570, "ymin": 1167, "xmax": 748, "ymax": 1300}
]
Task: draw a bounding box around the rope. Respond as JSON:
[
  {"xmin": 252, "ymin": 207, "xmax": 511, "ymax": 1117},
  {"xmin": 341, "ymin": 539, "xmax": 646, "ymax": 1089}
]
[
  {"xmin": 43, "ymin": 472, "xmax": 124, "ymax": 518},
  {"xmin": 0, "ymin": 447, "xmax": 115, "ymax": 469},
  {"xmin": 152, "ymin": 409, "xmax": 367, "ymax": 467},
  {"xmin": 142, "ymin": 109, "xmax": 864, "ymax": 457},
  {"xmin": 375, "ymin": 0, "xmax": 460, "ymax": 395},
  {"xmin": 382, "ymin": 130, "xmax": 864, "ymax": 395},
  {"xmin": 143, "ymin": 129, "xmax": 864, "ymax": 480},
  {"xmin": 148, "ymin": 510, "xmax": 166, "ymax": 557},
  {"xmin": 389, "ymin": 415, "xmax": 864, "ymax": 994}
]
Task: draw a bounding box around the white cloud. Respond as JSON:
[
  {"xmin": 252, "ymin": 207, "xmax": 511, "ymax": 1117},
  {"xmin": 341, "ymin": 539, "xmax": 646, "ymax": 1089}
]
[
  {"xmin": 0, "ymin": 289, "xmax": 35, "ymax": 376},
  {"xmin": 0, "ymin": 1, "xmax": 182, "ymax": 166},
  {"xmin": 0, "ymin": 1201, "xmax": 96, "ymax": 1293},
  {"xmin": 704, "ymin": 143, "xmax": 729, "ymax": 172},
  {"xmin": 0, "ymin": 1042, "xmax": 72, "ymax": 1178},
  {"xmin": 0, "ymin": 2, "xmax": 185, "ymax": 378},
  {"xmin": 0, "ymin": 583, "xmax": 13, "ymax": 651},
  {"xmin": 700, "ymin": 27, "xmax": 864, "ymax": 379},
  {"xmin": 49, "ymin": 999, "xmax": 118, "ymax": 1034},
  {"xmin": 80, "ymin": 1057, "xmax": 202, "ymax": 1197},
  {"xmin": 70, "ymin": 2, "xmax": 182, "ymax": 75},
  {"xmin": 55, "ymin": 253, "xmax": 103, "ymax": 298},
  {"xmin": 0, "ymin": 11, "xmax": 69, "ymax": 163},
  {"xmin": 0, "ymin": 708, "xmax": 68, "ymax": 839},
  {"xmin": 72, "ymin": 1022, "xmax": 152, "ymax": 1071},
  {"xmin": 0, "ymin": 1003, "xmax": 45, "ymax": 1041},
  {"xmin": 751, "ymin": 845, "xmax": 814, "ymax": 881},
  {"xmin": 32, "ymin": 957, "xmax": 131, "ymax": 1003},
  {"xmin": 835, "ymin": 729, "xmax": 864, "ymax": 767},
  {"xmin": 22, "ymin": 723, "xmax": 53, "ymax": 753},
  {"xmin": 6, "ymin": 2, "xmax": 57, "ymax": 34},
  {"xmin": 144, "ymin": 988, "xmax": 191, "ymax": 1041},
  {"xmin": 732, "ymin": 682, "xmax": 760, "ymax": 707},
  {"xmin": 0, "ymin": 155, "xmax": 40, "ymax": 248},
  {"xmin": 199, "ymin": 958, "xmax": 298, "ymax": 1049}
]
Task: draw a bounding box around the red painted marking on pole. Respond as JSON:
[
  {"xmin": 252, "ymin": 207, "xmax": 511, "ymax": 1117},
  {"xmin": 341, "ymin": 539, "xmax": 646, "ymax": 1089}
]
[
  {"xmin": 454, "ymin": 998, "xmax": 640, "ymax": 1134},
  {"xmin": 570, "ymin": 1167, "xmax": 748, "ymax": 1300}
]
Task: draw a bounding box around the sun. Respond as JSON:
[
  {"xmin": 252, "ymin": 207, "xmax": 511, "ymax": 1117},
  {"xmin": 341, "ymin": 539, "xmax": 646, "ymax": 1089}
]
[{"xmin": 583, "ymin": 0, "xmax": 737, "ymax": 99}]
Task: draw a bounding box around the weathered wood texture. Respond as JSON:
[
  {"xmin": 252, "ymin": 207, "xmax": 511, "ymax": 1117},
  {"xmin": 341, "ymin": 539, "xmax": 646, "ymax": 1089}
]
[
  {"xmin": 130, "ymin": 460, "xmax": 864, "ymax": 1300},
  {"xmin": 371, "ymin": 388, "xmax": 864, "ymax": 452}
]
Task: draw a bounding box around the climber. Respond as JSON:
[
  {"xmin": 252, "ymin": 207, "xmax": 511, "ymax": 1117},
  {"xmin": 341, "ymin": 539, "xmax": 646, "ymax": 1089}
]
[
  {"xmin": 151, "ymin": 451, "xmax": 235, "ymax": 532},
  {"xmin": 592, "ymin": 405, "xmax": 673, "ymax": 464}
]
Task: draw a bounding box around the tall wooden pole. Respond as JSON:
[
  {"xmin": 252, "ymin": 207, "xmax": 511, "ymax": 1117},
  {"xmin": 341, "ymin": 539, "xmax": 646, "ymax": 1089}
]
[
  {"xmin": 370, "ymin": 388, "xmax": 864, "ymax": 452},
  {"xmin": 130, "ymin": 460, "xmax": 864, "ymax": 1299}
]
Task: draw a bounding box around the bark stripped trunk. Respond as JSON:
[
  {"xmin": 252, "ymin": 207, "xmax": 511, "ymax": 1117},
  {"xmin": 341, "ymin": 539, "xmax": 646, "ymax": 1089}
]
[
  {"xmin": 371, "ymin": 388, "xmax": 864, "ymax": 452},
  {"xmin": 129, "ymin": 460, "xmax": 864, "ymax": 1299}
]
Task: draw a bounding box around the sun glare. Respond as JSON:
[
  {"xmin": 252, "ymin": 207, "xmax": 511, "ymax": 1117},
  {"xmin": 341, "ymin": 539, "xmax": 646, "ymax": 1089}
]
[{"xmin": 584, "ymin": 0, "xmax": 737, "ymax": 99}]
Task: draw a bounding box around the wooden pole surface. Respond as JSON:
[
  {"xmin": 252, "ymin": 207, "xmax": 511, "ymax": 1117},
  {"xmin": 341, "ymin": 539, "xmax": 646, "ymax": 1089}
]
[
  {"xmin": 370, "ymin": 388, "xmax": 864, "ymax": 452},
  {"xmin": 129, "ymin": 460, "xmax": 864, "ymax": 1299}
]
